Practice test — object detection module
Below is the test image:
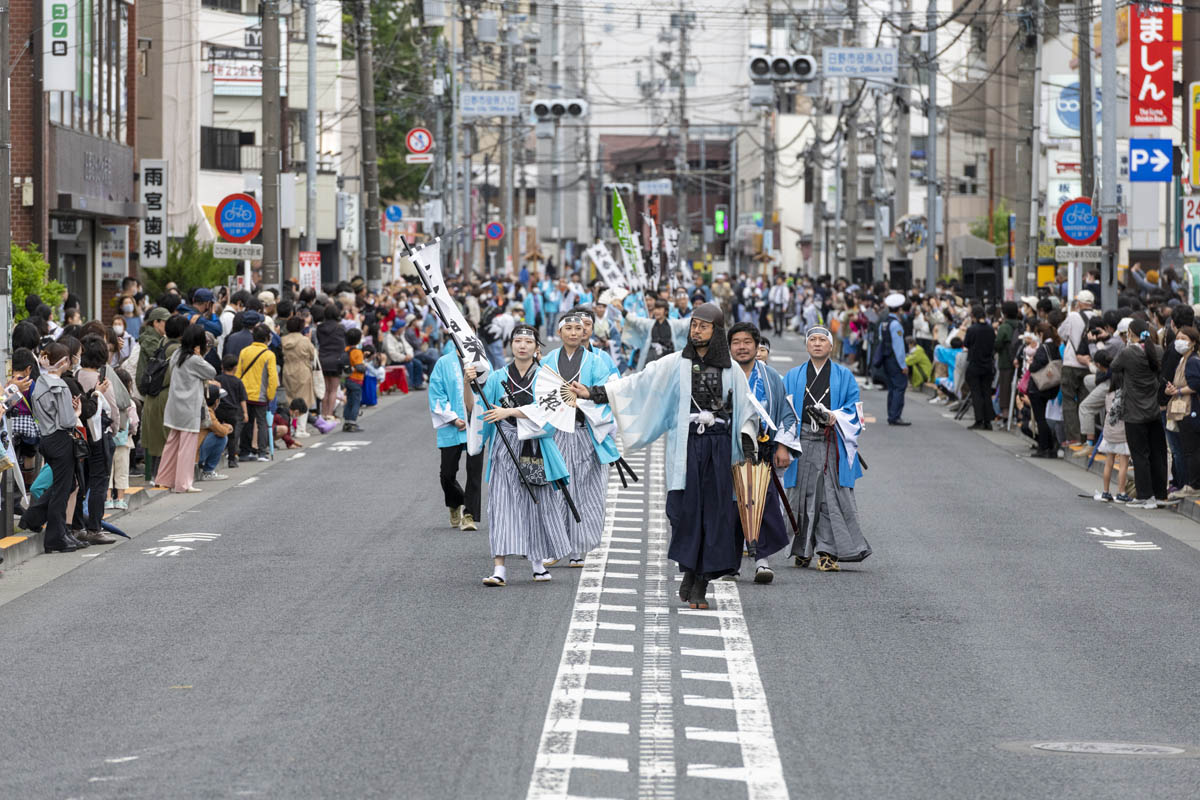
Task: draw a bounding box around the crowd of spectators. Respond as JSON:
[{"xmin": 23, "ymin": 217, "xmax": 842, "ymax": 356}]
[{"xmin": 6, "ymin": 273, "xmax": 450, "ymax": 555}]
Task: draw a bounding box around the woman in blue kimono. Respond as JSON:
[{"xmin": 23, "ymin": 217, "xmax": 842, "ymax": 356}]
[
  {"xmin": 464, "ymin": 325, "xmax": 572, "ymax": 586},
  {"xmin": 782, "ymin": 326, "xmax": 872, "ymax": 571},
  {"xmin": 541, "ymin": 312, "xmax": 621, "ymax": 566}
]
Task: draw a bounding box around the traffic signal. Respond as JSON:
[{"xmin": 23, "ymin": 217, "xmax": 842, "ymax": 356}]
[
  {"xmin": 749, "ymin": 54, "xmax": 816, "ymax": 83},
  {"xmin": 530, "ymin": 98, "xmax": 589, "ymax": 120},
  {"xmin": 714, "ymin": 204, "xmax": 728, "ymax": 236}
]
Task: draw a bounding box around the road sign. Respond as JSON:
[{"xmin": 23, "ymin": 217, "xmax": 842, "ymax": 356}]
[
  {"xmin": 1183, "ymin": 197, "xmax": 1200, "ymax": 257},
  {"xmin": 405, "ymin": 127, "xmax": 433, "ymax": 154},
  {"xmin": 213, "ymin": 242, "xmax": 264, "ymax": 260},
  {"xmin": 406, "ymin": 153, "xmax": 434, "ymax": 164},
  {"xmin": 1054, "ymin": 246, "xmax": 1104, "ymax": 262},
  {"xmin": 822, "ymin": 47, "xmax": 898, "ymax": 78},
  {"xmin": 385, "ymin": 204, "xmax": 404, "ymax": 223},
  {"xmin": 460, "ymin": 90, "xmax": 521, "ymax": 118},
  {"xmin": 215, "ymin": 193, "xmax": 262, "ymax": 243},
  {"xmin": 1129, "ymin": 139, "xmax": 1173, "ymax": 182},
  {"xmin": 637, "ymin": 179, "xmax": 673, "ymax": 196},
  {"xmin": 1055, "ymin": 197, "xmax": 1101, "ymax": 245},
  {"xmin": 485, "ymin": 221, "xmax": 505, "ymax": 241}
]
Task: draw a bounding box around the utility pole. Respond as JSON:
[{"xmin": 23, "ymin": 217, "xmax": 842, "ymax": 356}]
[
  {"xmin": 873, "ymin": 89, "xmax": 885, "ymax": 280},
  {"xmin": 262, "ymin": 0, "xmax": 282, "ymax": 290},
  {"xmin": 1099, "ymin": 0, "xmax": 1117, "ymax": 309},
  {"xmin": 894, "ymin": 0, "xmax": 911, "ymax": 223},
  {"xmin": 500, "ymin": 7, "xmax": 515, "ymax": 275},
  {"xmin": 354, "ymin": 0, "xmax": 382, "ymax": 290},
  {"xmin": 0, "ymin": 0, "xmax": 12, "ymax": 539},
  {"xmin": 1013, "ymin": 0, "xmax": 1039, "ymax": 296},
  {"xmin": 763, "ymin": 1, "xmax": 775, "ymax": 275},
  {"xmin": 449, "ymin": 13, "xmax": 458, "ymax": 266},
  {"xmin": 675, "ymin": 1, "xmax": 690, "ymax": 265},
  {"xmin": 923, "ymin": 0, "xmax": 937, "ymax": 290},
  {"xmin": 304, "ymin": 0, "xmax": 317, "ymax": 254},
  {"xmin": 463, "ymin": 13, "xmax": 474, "ymax": 274},
  {"xmin": 844, "ymin": 0, "xmax": 860, "ymax": 270},
  {"xmin": 434, "ymin": 39, "xmax": 446, "ymax": 238},
  {"xmin": 1077, "ymin": 1, "xmax": 1095, "ymax": 199}
]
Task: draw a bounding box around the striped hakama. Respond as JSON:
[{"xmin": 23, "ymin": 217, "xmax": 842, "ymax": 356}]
[
  {"xmin": 554, "ymin": 421, "xmax": 609, "ymax": 555},
  {"xmin": 785, "ymin": 427, "xmax": 871, "ymax": 562},
  {"xmin": 486, "ymin": 421, "xmax": 572, "ymax": 563}
]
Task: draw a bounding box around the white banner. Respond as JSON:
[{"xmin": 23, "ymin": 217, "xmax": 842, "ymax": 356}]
[
  {"xmin": 662, "ymin": 225, "xmax": 690, "ymax": 287},
  {"xmin": 587, "ymin": 243, "xmax": 628, "ymax": 291},
  {"xmin": 644, "ymin": 214, "xmax": 661, "ymax": 282},
  {"xmin": 298, "ymin": 250, "xmax": 321, "ymax": 291},
  {"xmin": 409, "ymin": 239, "xmax": 492, "ymax": 378},
  {"xmin": 42, "ymin": 0, "xmax": 76, "ymax": 91},
  {"xmin": 139, "ymin": 160, "xmax": 168, "ymax": 268}
]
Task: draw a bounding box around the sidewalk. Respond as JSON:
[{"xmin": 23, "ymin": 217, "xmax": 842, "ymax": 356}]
[
  {"xmin": 899, "ymin": 381, "xmax": 1200, "ymax": 526},
  {"xmin": 0, "ymin": 389, "xmax": 411, "ymax": 574}
]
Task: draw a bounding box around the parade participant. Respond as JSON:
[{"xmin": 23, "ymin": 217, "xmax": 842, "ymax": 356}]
[
  {"xmin": 463, "ymin": 324, "xmax": 572, "ymax": 586},
  {"xmin": 727, "ymin": 322, "xmax": 800, "ymax": 583},
  {"xmin": 428, "ymin": 348, "xmax": 484, "ymax": 531},
  {"xmin": 568, "ymin": 305, "xmax": 619, "ymax": 378},
  {"xmin": 542, "ymin": 313, "xmax": 620, "ymax": 566},
  {"xmin": 623, "ymin": 298, "xmax": 690, "ymax": 371},
  {"xmin": 570, "ymin": 303, "xmax": 759, "ymax": 610},
  {"xmin": 875, "ymin": 292, "xmax": 910, "ymax": 425},
  {"xmin": 782, "ymin": 326, "xmax": 872, "ymax": 571},
  {"xmin": 757, "ymin": 336, "xmax": 771, "ymax": 364}
]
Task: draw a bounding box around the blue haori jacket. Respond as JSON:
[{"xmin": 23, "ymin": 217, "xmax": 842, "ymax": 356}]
[
  {"xmin": 465, "ymin": 367, "xmax": 569, "ymax": 484},
  {"xmin": 541, "ymin": 346, "xmax": 621, "ymax": 465},
  {"xmin": 427, "ymin": 352, "xmax": 468, "ymax": 448},
  {"xmin": 747, "ymin": 360, "xmax": 802, "ymax": 453},
  {"xmin": 600, "ymin": 352, "xmax": 758, "ymax": 492},
  {"xmin": 781, "ymin": 359, "xmax": 864, "ymax": 489}
]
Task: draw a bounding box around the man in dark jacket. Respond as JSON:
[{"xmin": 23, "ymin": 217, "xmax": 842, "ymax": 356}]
[
  {"xmin": 963, "ymin": 304, "xmax": 996, "ymax": 430},
  {"xmin": 222, "ymin": 310, "xmax": 262, "ymax": 360}
]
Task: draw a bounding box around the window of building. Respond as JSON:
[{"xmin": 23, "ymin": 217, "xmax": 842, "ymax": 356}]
[
  {"xmin": 201, "ymin": 126, "xmax": 243, "ymax": 171},
  {"xmin": 48, "ymin": 0, "xmax": 130, "ymax": 143},
  {"xmin": 202, "ymin": 0, "xmax": 242, "ymax": 12}
]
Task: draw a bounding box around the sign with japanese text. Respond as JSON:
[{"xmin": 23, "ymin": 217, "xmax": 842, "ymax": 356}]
[
  {"xmin": 460, "ymin": 91, "xmax": 521, "ymax": 118},
  {"xmin": 822, "ymin": 47, "xmax": 899, "ymax": 78},
  {"xmin": 1182, "ymin": 197, "xmax": 1200, "ymax": 257},
  {"xmin": 1191, "ymin": 83, "xmax": 1200, "ymax": 186},
  {"xmin": 139, "ymin": 160, "xmax": 168, "ymax": 267},
  {"xmin": 1130, "ymin": 4, "xmax": 1172, "ymax": 126},
  {"xmin": 100, "ymin": 225, "xmax": 128, "ymax": 281},
  {"xmin": 1056, "ymin": 197, "xmax": 1102, "ymax": 245},
  {"xmin": 298, "ymin": 251, "xmax": 321, "ymax": 291},
  {"xmin": 42, "ymin": 0, "xmax": 75, "ymax": 91},
  {"xmin": 407, "ymin": 239, "xmax": 492, "ymax": 379}
]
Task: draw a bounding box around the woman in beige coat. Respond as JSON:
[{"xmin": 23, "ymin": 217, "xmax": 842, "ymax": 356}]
[{"xmin": 281, "ymin": 316, "xmax": 317, "ymax": 434}]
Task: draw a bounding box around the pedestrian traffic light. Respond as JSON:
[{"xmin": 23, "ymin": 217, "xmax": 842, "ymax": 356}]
[
  {"xmin": 714, "ymin": 204, "xmax": 728, "ymax": 236},
  {"xmin": 748, "ymin": 54, "xmax": 816, "ymax": 83},
  {"xmin": 530, "ymin": 98, "xmax": 590, "ymax": 120}
]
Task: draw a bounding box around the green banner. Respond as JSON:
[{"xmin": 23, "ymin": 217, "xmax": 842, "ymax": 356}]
[{"xmin": 611, "ymin": 188, "xmax": 642, "ymax": 289}]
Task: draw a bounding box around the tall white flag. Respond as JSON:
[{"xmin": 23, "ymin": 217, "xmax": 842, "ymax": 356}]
[{"xmin": 408, "ymin": 239, "xmax": 492, "ymax": 378}]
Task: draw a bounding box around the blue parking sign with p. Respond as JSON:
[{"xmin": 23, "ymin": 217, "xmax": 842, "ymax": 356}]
[{"xmin": 1129, "ymin": 139, "xmax": 1173, "ymax": 182}]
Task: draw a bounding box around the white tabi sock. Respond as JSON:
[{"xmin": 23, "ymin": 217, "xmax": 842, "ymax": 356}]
[
  {"xmin": 755, "ymin": 557, "xmax": 770, "ymax": 570},
  {"xmin": 493, "ymin": 565, "xmax": 507, "ymax": 580},
  {"xmin": 530, "ymin": 558, "xmax": 547, "ymax": 575}
]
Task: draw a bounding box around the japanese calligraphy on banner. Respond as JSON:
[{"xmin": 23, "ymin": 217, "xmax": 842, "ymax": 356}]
[
  {"xmin": 298, "ymin": 251, "xmax": 321, "ymax": 291},
  {"xmin": 42, "ymin": 0, "xmax": 75, "ymax": 91},
  {"xmin": 586, "ymin": 243, "xmax": 628, "ymax": 291},
  {"xmin": 408, "ymin": 239, "xmax": 492, "ymax": 378},
  {"xmin": 139, "ymin": 160, "xmax": 168, "ymax": 267},
  {"xmin": 1130, "ymin": 4, "xmax": 1172, "ymax": 126}
]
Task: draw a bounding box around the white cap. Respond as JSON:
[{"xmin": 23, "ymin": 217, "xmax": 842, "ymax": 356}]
[
  {"xmin": 885, "ymin": 292, "xmax": 905, "ymax": 309},
  {"xmin": 1116, "ymin": 317, "xmax": 1132, "ymax": 333},
  {"xmin": 1075, "ymin": 289, "xmax": 1095, "ymax": 305}
]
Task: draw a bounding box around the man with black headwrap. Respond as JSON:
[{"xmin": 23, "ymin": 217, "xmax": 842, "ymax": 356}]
[{"xmin": 569, "ymin": 303, "xmax": 759, "ymax": 610}]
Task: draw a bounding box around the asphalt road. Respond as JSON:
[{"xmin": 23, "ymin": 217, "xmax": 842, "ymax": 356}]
[{"xmin": 1, "ymin": 335, "xmax": 1199, "ymax": 799}]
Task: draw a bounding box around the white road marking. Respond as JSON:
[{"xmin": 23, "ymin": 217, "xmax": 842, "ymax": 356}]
[
  {"xmin": 686, "ymin": 727, "xmax": 740, "ymax": 743},
  {"xmin": 681, "ymin": 648, "xmax": 728, "ymax": 659},
  {"xmin": 308, "ymin": 440, "xmax": 324, "ymax": 449},
  {"xmin": 607, "ymin": 558, "xmax": 641, "ymax": 565},
  {"xmin": 555, "ymin": 719, "xmax": 631, "ymax": 735},
  {"xmin": 583, "ymin": 689, "xmax": 632, "ymax": 702},
  {"xmin": 104, "ymin": 756, "xmax": 139, "ymax": 763},
  {"xmin": 709, "ymin": 579, "xmax": 789, "ymax": 799},
  {"xmin": 286, "ymin": 452, "xmax": 306, "ymax": 461},
  {"xmin": 609, "ymin": 537, "xmax": 642, "ymax": 543},
  {"xmin": 681, "ymin": 670, "xmax": 733, "ymax": 683},
  {"xmin": 687, "ymin": 764, "xmax": 748, "ymax": 781},
  {"xmin": 684, "ymin": 695, "xmax": 736, "ymax": 709},
  {"xmin": 588, "ymin": 665, "xmax": 634, "ymax": 676},
  {"xmin": 237, "ymin": 477, "xmax": 258, "ymax": 486},
  {"xmin": 591, "ymin": 641, "xmax": 635, "ymax": 652},
  {"xmin": 1085, "ymin": 526, "xmax": 1136, "ymax": 537},
  {"xmin": 640, "ymin": 440, "xmax": 675, "ymax": 799},
  {"xmin": 678, "ymin": 627, "xmax": 723, "ymax": 638},
  {"xmin": 599, "ymin": 604, "xmax": 638, "ymax": 613},
  {"xmin": 596, "ymin": 622, "xmax": 637, "ymax": 632},
  {"xmin": 541, "ymin": 754, "xmax": 629, "ymax": 773}
]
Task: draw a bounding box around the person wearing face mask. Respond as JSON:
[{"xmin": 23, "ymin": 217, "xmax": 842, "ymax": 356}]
[
  {"xmin": 110, "ymin": 319, "xmax": 134, "ymax": 364},
  {"xmin": 119, "ymin": 295, "xmax": 142, "ymax": 338},
  {"xmin": 19, "ymin": 343, "xmax": 87, "ymax": 552},
  {"xmin": 1111, "ymin": 319, "xmax": 1168, "ymax": 507},
  {"xmin": 1165, "ymin": 326, "xmax": 1200, "ymax": 499}
]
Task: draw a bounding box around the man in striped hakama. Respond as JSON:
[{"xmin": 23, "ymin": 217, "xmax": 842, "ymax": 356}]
[
  {"xmin": 570, "ymin": 303, "xmax": 759, "ymax": 610},
  {"xmin": 541, "ymin": 312, "xmax": 620, "ymax": 567},
  {"xmin": 464, "ymin": 325, "xmax": 572, "ymax": 587}
]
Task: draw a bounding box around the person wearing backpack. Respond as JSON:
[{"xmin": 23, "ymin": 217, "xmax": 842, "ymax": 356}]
[{"xmin": 135, "ymin": 307, "xmax": 171, "ymax": 481}]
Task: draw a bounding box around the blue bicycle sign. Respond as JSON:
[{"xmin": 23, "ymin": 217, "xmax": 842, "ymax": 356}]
[
  {"xmin": 1055, "ymin": 197, "xmax": 1100, "ymax": 245},
  {"xmin": 215, "ymin": 193, "xmax": 262, "ymax": 243}
]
